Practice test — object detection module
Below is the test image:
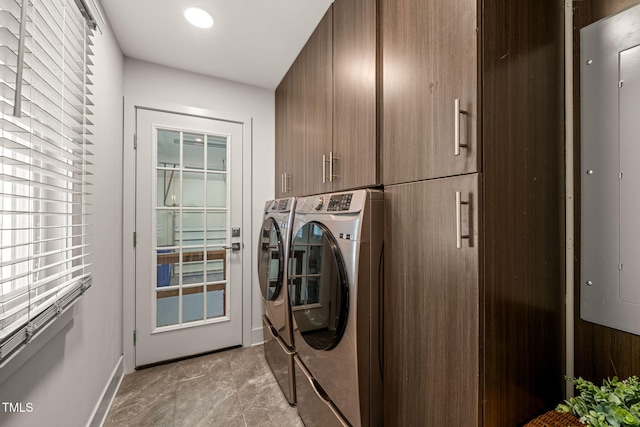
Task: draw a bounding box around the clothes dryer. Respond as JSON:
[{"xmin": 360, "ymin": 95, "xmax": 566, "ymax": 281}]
[
  {"xmin": 257, "ymin": 197, "xmax": 296, "ymax": 404},
  {"xmin": 289, "ymin": 189, "xmax": 383, "ymax": 427}
]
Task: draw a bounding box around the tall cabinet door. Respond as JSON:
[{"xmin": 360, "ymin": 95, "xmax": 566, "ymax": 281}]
[
  {"xmin": 286, "ymin": 51, "xmax": 306, "ymax": 196},
  {"xmin": 381, "ymin": 0, "xmax": 478, "ymax": 185},
  {"xmin": 304, "ymin": 7, "xmax": 333, "ymax": 196},
  {"xmin": 275, "ymin": 74, "xmax": 288, "ymax": 198},
  {"xmin": 332, "ymin": 0, "xmax": 378, "ymax": 191},
  {"xmin": 384, "ymin": 174, "xmax": 480, "ymax": 426}
]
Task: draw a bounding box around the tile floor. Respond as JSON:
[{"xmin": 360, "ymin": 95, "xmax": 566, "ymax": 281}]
[{"xmin": 104, "ymin": 345, "xmax": 304, "ymax": 427}]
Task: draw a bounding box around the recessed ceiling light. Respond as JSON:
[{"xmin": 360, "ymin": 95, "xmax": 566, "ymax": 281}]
[{"xmin": 184, "ymin": 7, "xmax": 213, "ymax": 29}]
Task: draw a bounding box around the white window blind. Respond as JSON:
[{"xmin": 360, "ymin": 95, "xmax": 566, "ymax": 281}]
[{"xmin": 0, "ymin": 0, "xmax": 94, "ymax": 365}]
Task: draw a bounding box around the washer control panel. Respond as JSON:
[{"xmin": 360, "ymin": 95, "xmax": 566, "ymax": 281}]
[
  {"xmin": 327, "ymin": 193, "xmax": 353, "ymax": 212},
  {"xmin": 268, "ymin": 198, "xmax": 291, "ymax": 212}
]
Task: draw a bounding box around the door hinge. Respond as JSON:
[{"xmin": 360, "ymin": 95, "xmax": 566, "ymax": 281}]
[
  {"xmin": 134, "ymin": 134, "xmax": 137, "ymax": 149},
  {"xmin": 133, "ymin": 231, "xmax": 137, "ymax": 248},
  {"xmin": 133, "ymin": 330, "xmax": 136, "ymax": 346}
]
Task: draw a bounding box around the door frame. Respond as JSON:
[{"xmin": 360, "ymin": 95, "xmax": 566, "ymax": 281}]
[{"xmin": 122, "ymin": 100, "xmax": 253, "ymax": 373}]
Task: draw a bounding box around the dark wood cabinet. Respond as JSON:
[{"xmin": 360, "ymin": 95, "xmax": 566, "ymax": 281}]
[
  {"xmin": 275, "ymin": 9, "xmax": 330, "ymax": 198},
  {"xmin": 275, "ymin": 70, "xmax": 287, "ymax": 198},
  {"xmin": 303, "ymin": 9, "xmax": 333, "ymax": 196},
  {"xmin": 274, "ymin": 0, "xmax": 378, "ymax": 197},
  {"xmin": 332, "ymin": 0, "xmax": 378, "ymax": 191},
  {"xmin": 381, "ymin": 0, "xmax": 478, "ymax": 185},
  {"xmin": 382, "ymin": 0, "xmax": 565, "ymax": 425},
  {"xmin": 384, "ymin": 175, "xmax": 480, "ymax": 426}
]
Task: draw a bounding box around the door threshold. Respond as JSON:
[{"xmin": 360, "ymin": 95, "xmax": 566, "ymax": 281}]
[{"xmin": 136, "ymin": 344, "xmax": 242, "ymax": 370}]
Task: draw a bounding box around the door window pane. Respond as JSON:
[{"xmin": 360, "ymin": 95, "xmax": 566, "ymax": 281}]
[
  {"xmin": 207, "ymin": 135, "xmax": 227, "ymax": 171},
  {"xmin": 157, "ymin": 249, "xmax": 179, "ymax": 287},
  {"xmin": 157, "ymin": 129, "xmax": 180, "ymax": 168},
  {"xmin": 157, "ymin": 289, "xmax": 179, "ymax": 327},
  {"xmin": 183, "ymin": 247, "xmax": 205, "ymax": 285},
  {"xmin": 182, "ymin": 171, "xmax": 205, "ymax": 207},
  {"xmin": 207, "ymin": 284, "xmax": 225, "ymax": 319},
  {"xmin": 183, "ymin": 133, "xmax": 205, "ymax": 170},
  {"xmin": 183, "ymin": 286, "xmax": 204, "ymax": 323},
  {"xmin": 157, "ymin": 210, "xmax": 178, "ymax": 247},
  {"xmin": 157, "ymin": 170, "xmax": 180, "ymax": 208},
  {"xmin": 206, "ymin": 174, "xmax": 227, "ymax": 208},
  {"xmin": 182, "ymin": 211, "xmax": 204, "ymax": 246},
  {"xmin": 206, "ymin": 211, "xmax": 226, "ymax": 245},
  {"xmin": 206, "ymin": 247, "xmax": 226, "ymax": 283}
]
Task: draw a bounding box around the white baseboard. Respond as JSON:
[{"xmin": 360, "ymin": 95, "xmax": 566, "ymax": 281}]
[
  {"xmin": 251, "ymin": 326, "xmax": 264, "ymax": 346},
  {"xmin": 87, "ymin": 355, "xmax": 124, "ymax": 427}
]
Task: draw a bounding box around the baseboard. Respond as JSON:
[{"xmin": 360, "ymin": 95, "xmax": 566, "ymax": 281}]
[
  {"xmin": 87, "ymin": 355, "xmax": 124, "ymax": 427},
  {"xmin": 251, "ymin": 326, "xmax": 264, "ymax": 346}
]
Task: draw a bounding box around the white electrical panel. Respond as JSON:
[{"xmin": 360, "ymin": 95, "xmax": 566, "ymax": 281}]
[{"xmin": 581, "ymin": 3, "xmax": 640, "ymax": 335}]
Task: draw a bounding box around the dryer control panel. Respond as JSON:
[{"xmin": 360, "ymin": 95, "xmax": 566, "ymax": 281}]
[{"xmin": 327, "ymin": 193, "xmax": 353, "ymax": 212}]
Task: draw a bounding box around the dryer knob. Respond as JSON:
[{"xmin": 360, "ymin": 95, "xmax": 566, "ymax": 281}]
[
  {"xmin": 270, "ymin": 201, "xmax": 277, "ymax": 210},
  {"xmin": 313, "ymin": 197, "xmax": 324, "ymax": 210}
]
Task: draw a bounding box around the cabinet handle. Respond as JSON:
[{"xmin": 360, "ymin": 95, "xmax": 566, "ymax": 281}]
[
  {"xmin": 454, "ymin": 98, "xmax": 468, "ymax": 156},
  {"xmin": 281, "ymin": 173, "xmax": 285, "ymax": 193},
  {"xmin": 284, "ymin": 173, "xmax": 290, "ymax": 193},
  {"xmin": 322, "ymin": 155, "xmax": 327, "ymax": 183},
  {"xmin": 456, "ymin": 191, "xmax": 470, "ymax": 249},
  {"xmin": 329, "ymin": 151, "xmax": 337, "ymax": 182}
]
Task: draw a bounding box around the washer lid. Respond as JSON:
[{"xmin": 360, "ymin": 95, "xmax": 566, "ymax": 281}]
[
  {"xmin": 289, "ymin": 221, "xmax": 349, "ymax": 351},
  {"xmin": 257, "ymin": 217, "xmax": 284, "ymax": 301}
]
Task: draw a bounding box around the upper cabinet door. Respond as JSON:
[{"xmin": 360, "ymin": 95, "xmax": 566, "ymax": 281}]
[
  {"xmin": 275, "ymin": 74, "xmax": 289, "ymax": 198},
  {"xmin": 332, "ymin": 0, "xmax": 378, "ymax": 191},
  {"xmin": 304, "ymin": 7, "xmax": 333, "ymax": 196},
  {"xmin": 286, "ymin": 51, "xmax": 307, "ymax": 197},
  {"xmin": 382, "ymin": 0, "xmax": 478, "ymax": 185}
]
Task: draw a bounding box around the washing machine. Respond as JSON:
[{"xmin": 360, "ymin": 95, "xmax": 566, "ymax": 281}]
[
  {"xmin": 257, "ymin": 197, "xmax": 297, "ymax": 404},
  {"xmin": 289, "ymin": 189, "xmax": 383, "ymax": 427}
]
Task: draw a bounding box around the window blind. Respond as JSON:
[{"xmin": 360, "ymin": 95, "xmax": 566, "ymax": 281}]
[{"xmin": 0, "ymin": 0, "xmax": 93, "ymax": 365}]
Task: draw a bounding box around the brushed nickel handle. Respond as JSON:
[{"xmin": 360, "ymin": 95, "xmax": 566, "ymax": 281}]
[
  {"xmin": 454, "ymin": 98, "xmax": 468, "ymax": 156},
  {"xmin": 281, "ymin": 173, "xmax": 285, "ymax": 193},
  {"xmin": 284, "ymin": 173, "xmax": 290, "ymax": 193},
  {"xmin": 329, "ymin": 151, "xmax": 337, "ymax": 182},
  {"xmin": 456, "ymin": 191, "xmax": 469, "ymax": 249},
  {"xmin": 322, "ymin": 154, "xmax": 327, "ymax": 183}
]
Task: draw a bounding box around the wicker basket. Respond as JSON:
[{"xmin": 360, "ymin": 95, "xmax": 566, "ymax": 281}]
[{"xmin": 524, "ymin": 410, "xmax": 585, "ymax": 427}]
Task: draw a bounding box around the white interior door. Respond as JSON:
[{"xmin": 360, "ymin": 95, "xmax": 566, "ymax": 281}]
[{"xmin": 135, "ymin": 109, "xmax": 243, "ymax": 367}]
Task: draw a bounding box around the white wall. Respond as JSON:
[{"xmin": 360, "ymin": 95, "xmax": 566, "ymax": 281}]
[
  {"xmin": 122, "ymin": 58, "xmax": 274, "ymax": 373},
  {"xmin": 0, "ymin": 19, "xmax": 124, "ymax": 427}
]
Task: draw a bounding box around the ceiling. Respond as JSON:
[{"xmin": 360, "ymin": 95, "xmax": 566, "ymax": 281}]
[{"xmin": 98, "ymin": 0, "xmax": 333, "ymax": 90}]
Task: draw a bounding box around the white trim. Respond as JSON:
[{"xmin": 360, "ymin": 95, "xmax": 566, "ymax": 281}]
[
  {"xmin": 86, "ymin": 356, "xmax": 124, "ymax": 427},
  {"xmin": 251, "ymin": 326, "xmax": 264, "ymax": 346},
  {"xmin": 242, "ymin": 118, "xmax": 254, "ymax": 348}
]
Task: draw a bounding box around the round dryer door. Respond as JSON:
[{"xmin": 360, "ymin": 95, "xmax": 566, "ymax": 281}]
[
  {"xmin": 289, "ymin": 221, "xmax": 348, "ymax": 351},
  {"xmin": 258, "ymin": 217, "xmax": 284, "ymax": 301}
]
